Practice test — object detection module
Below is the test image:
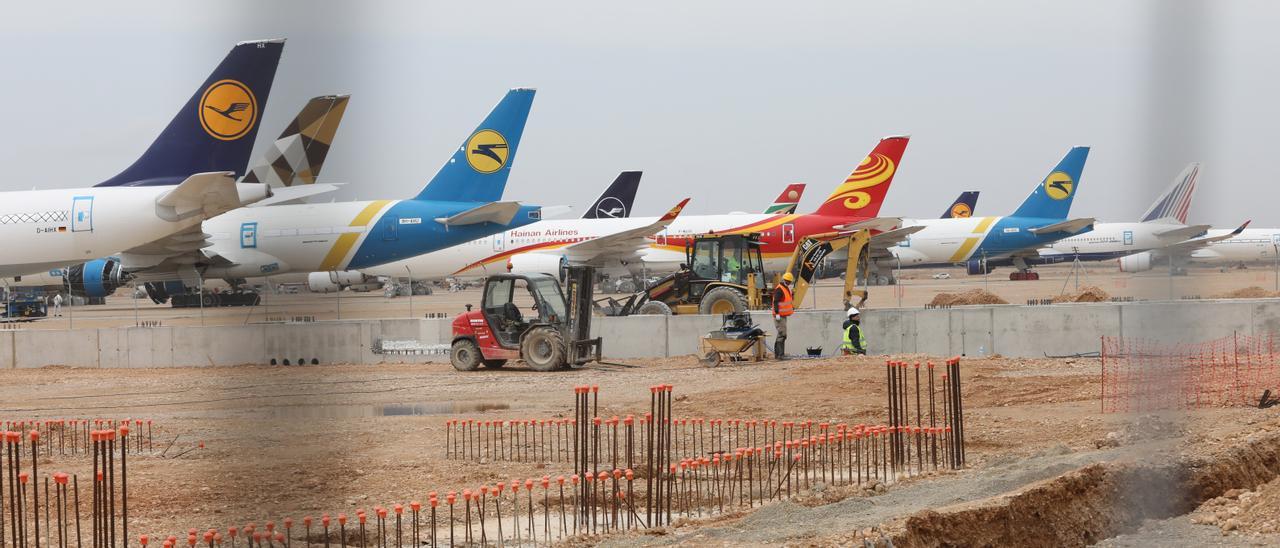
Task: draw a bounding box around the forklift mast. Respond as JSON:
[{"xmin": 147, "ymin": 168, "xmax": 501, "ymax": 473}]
[{"xmin": 563, "ymin": 265, "xmax": 603, "ymax": 365}]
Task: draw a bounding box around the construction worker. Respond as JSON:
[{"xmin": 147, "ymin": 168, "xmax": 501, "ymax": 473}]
[
  {"xmin": 842, "ymin": 307, "xmax": 866, "ymax": 355},
  {"xmin": 772, "ymin": 272, "xmax": 795, "ymax": 359}
]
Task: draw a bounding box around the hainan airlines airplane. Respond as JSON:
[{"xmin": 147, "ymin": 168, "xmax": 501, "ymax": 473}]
[
  {"xmin": 873, "ymin": 146, "xmax": 1096, "ymax": 280},
  {"xmin": 0, "ymin": 40, "xmax": 286, "ymax": 279},
  {"xmin": 356, "ymin": 136, "xmax": 912, "ymax": 282}
]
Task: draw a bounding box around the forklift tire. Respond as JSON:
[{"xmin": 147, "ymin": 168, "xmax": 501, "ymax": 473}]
[
  {"xmin": 482, "ymin": 359, "xmax": 508, "ymax": 369},
  {"xmin": 522, "ymin": 327, "xmax": 567, "ymax": 372},
  {"xmin": 450, "ymin": 339, "xmax": 483, "ymax": 371},
  {"xmin": 699, "ymin": 287, "xmax": 749, "ymax": 315},
  {"xmin": 635, "ymin": 300, "xmax": 673, "ymax": 315}
]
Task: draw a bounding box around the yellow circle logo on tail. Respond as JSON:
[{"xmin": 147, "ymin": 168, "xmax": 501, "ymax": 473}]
[
  {"xmin": 465, "ymin": 129, "xmax": 510, "ymax": 174},
  {"xmin": 825, "ymin": 153, "xmax": 896, "ymax": 210},
  {"xmin": 1044, "ymin": 171, "xmax": 1075, "ymax": 200},
  {"xmin": 950, "ymin": 202, "xmax": 972, "ymax": 218},
  {"xmin": 198, "ymin": 79, "xmax": 257, "ymax": 141}
]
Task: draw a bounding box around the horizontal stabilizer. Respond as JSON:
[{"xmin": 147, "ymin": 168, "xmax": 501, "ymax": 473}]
[
  {"xmin": 1153, "ymin": 224, "xmax": 1210, "ymax": 242},
  {"xmin": 869, "ymin": 225, "xmax": 926, "ymax": 248},
  {"xmin": 249, "ymin": 183, "xmax": 343, "ymax": 207},
  {"xmin": 434, "ymin": 201, "xmax": 523, "ymax": 227},
  {"xmin": 1163, "ymin": 220, "xmax": 1250, "ymax": 253},
  {"xmin": 155, "ymin": 172, "xmax": 271, "ymax": 221},
  {"xmin": 1029, "ymin": 218, "xmax": 1094, "ymax": 235},
  {"xmin": 833, "ymin": 217, "xmax": 904, "ymax": 233}
]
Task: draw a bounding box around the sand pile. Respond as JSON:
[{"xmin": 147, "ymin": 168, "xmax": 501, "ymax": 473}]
[
  {"xmin": 1192, "ymin": 476, "xmax": 1280, "ymax": 534},
  {"xmin": 1213, "ymin": 286, "xmax": 1280, "ymax": 299},
  {"xmin": 1052, "ymin": 286, "xmax": 1110, "ymax": 303},
  {"xmin": 929, "ymin": 289, "xmax": 1008, "ymax": 306}
]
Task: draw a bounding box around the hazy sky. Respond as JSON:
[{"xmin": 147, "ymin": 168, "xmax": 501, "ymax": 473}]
[{"xmin": 1, "ymin": 1, "xmax": 1273, "ymax": 226}]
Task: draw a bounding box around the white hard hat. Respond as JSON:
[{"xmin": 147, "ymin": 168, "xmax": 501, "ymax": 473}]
[{"xmin": 847, "ymin": 307, "xmax": 860, "ymax": 316}]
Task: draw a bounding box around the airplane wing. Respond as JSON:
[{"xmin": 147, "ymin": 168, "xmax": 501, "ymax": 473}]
[
  {"xmin": 868, "ymin": 225, "xmax": 926, "ymax": 249},
  {"xmin": 1160, "ymin": 221, "xmax": 1250, "ymax": 254},
  {"xmin": 249, "ymin": 183, "xmax": 344, "ymax": 207},
  {"xmin": 552, "ymin": 198, "xmax": 690, "ymax": 263},
  {"xmin": 833, "ymin": 217, "xmax": 904, "ymax": 233},
  {"xmin": 435, "ymin": 201, "xmax": 523, "ymax": 227},
  {"xmin": 155, "ymin": 172, "xmax": 271, "ymax": 221},
  {"xmin": 1029, "ymin": 218, "xmax": 1094, "ymax": 235},
  {"xmin": 1151, "ymin": 223, "xmax": 1211, "ymax": 242}
]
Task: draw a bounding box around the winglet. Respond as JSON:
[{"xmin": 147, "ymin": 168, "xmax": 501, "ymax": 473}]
[{"xmin": 659, "ymin": 198, "xmax": 691, "ymax": 223}]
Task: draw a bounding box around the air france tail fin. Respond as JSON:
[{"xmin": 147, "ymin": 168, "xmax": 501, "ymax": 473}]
[
  {"xmin": 97, "ymin": 39, "xmax": 286, "ymax": 187},
  {"xmin": 1010, "ymin": 146, "xmax": 1090, "ymax": 219},
  {"xmin": 582, "ymin": 171, "xmax": 641, "ymax": 219},
  {"xmin": 813, "ymin": 135, "xmax": 910, "ymax": 218},
  {"xmin": 415, "ymin": 88, "xmax": 536, "ymax": 203},
  {"xmin": 243, "ymin": 95, "xmax": 350, "ymax": 187},
  {"xmin": 941, "ymin": 191, "xmax": 979, "ymax": 218},
  {"xmin": 764, "ymin": 183, "xmax": 806, "ymax": 214},
  {"xmin": 1140, "ymin": 163, "xmax": 1201, "ymax": 224}
]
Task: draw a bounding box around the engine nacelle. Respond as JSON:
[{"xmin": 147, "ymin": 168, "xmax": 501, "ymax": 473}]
[
  {"xmin": 307, "ymin": 271, "xmax": 379, "ymax": 293},
  {"xmin": 65, "ymin": 259, "xmax": 124, "ymax": 298},
  {"xmin": 506, "ymin": 254, "xmax": 568, "ymax": 280},
  {"xmin": 966, "ymin": 258, "xmax": 992, "ymax": 276},
  {"xmin": 1118, "ymin": 252, "xmax": 1153, "ymax": 273}
]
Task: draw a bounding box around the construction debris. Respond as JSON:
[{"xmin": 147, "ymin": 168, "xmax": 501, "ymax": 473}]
[
  {"xmin": 1053, "ymin": 286, "xmax": 1110, "ymax": 303},
  {"xmin": 928, "ymin": 289, "xmax": 1008, "ymax": 307}
]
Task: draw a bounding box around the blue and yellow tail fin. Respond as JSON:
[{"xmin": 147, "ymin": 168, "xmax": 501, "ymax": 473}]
[
  {"xmin": 97, "ymin": 39, "xmax": 285, "ymax": 187},
  {"xmin": 941, "ymin": 191, "xmax": 979, "ymax": 218},
  {"xmin": 1010, "ymin": 146, "xmax": 1090, "ymax": 219},
  {"xmin": 415, "ymin": 88, "xmax": 536, "ymax": 203}
]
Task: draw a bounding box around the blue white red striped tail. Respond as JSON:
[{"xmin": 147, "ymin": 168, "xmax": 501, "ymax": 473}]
[{"xmin": 1140, "ymin": 163, "xmax": 1200, "ymax": 224}]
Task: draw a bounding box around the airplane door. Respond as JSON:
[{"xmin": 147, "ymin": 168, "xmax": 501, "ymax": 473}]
[
  {"xmin": 493, "ymin": 232, "xmax": 505, "ymax": 252},
  {"xmin": 657, "ymin": 229, "xmax": 667, "ymax": 247},
  {"xmin": 1123, "ymin": 230, "xmax": 1133, "ymax": 246},
  {"xmin": 71, "ymin": 196, "xmax": 93, "ymax": 232},
  {"xmin": 240, "ymin": 222, "xmax": 258, "ymax": 248},
  {"xmin": 782, "ymin": 223, "xmax": 795, "ymax": 244}
]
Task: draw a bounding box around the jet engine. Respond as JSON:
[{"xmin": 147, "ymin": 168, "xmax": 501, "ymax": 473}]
[
  {"xmin": 64, "ymin": 259, "xmax": 124, "ymax": 298},
  {"xmin": 1118, "ymin": 252, "xmax": 1153, "ymax": 273},
  {"xmin": 506, "ymin": 254, "xmax": 569, "ymax": 280},
  {"xmin": 966, "ymin": 258, "xmax": 992, "ymax": 276}
]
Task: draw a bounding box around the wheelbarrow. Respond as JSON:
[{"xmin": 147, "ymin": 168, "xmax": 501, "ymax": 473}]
[{"xmin": 698, "ymin": 332, "xmax": 768, "ymax": 367}]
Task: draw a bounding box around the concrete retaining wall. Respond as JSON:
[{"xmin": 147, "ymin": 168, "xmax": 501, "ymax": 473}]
[{"xmin": 6, "ymin": 299, "xmax": 1280, "ymax": 368}]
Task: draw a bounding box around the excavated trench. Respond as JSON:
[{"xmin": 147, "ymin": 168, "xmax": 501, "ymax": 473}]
[{"xmin": 886, "ymin": 430, "xmax": 1280, "ymax": 547}]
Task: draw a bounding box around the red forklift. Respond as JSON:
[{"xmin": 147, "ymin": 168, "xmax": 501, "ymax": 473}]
[{"xmin": 449, "ymin": 266, "xmax": 602, "ymax": 372}]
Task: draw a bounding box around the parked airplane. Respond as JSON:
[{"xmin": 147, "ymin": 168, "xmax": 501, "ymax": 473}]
[
  {"xmin": 873, "ymin": 147, "xmax": 1095, "ymax": 280},
  {"xmin": 353, "ymin": 136, "xmax": 911, "ymax": 283},
  {"xmin": 0, "ymin": 40, "xmax": 287, "ymax": 280},
  {"xmin": 582, "ymin": 172, "xmax": 642, "ymax": 219},
  {"xmin": 157, "ymin": 89, "xmax": 546, "ymax": 297},
  {"xmin": 763, "ymin": 184, "xmax": 807, "ymax": 214},
  {"xmin": 942, "ymin": 191, "xmax": 980, "ymax": 218}
]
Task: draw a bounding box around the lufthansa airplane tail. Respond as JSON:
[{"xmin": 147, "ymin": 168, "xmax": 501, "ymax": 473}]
[
  {"xmin": 1009, "ymin": 146, "xmax": 1090, "ymax": 219},
  {"xmin": 97, "ymin": 39, "xmax": 286, "ymax": 187},
  {"xmin": 941, "ymin": 191, "xmax": 980, "ymax": 218},
  {"xmin": 1140, "ymin": 162, "xmax": 1201, "ymax": 224},
  {"xmin": 415, "ymin": 88, "xmax": 536, "ymax": 203},
  {"xmin": 582, "ymin": 171, "xmax": 641, "ymax": 219},
  {"xmin": 813, "ymin": 135, "xmax": 910, "ymax": 218},
  {"xmin": 243, "ymin": 95, "xmax": 350, "ymax": 187},
  {"xmin": 764, "ymin": 183, "xmax": 806, "ymax": 214}
]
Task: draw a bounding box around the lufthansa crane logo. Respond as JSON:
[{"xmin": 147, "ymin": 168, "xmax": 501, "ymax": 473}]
[
  {"xmin": 198, "ymin": 79, "xmax": 257, "ymax": 141},
  {"xmin": 950, "ymin": 202, "xmax": 972, "ymax": 218},
  {"xmin": 465, "ymin": 129, "xmax": 510, "ymax": 174},
  {"xmin": 1043, "ymin": 171, "xmax": 1074, "ymax": 200}
]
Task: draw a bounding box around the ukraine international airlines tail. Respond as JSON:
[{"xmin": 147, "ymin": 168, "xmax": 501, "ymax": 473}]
[
  {"xmin": 873, "ymin": 146, "xmax": 1096, "ymax": 277},
  {"xmin": 185, "ymin": 89, "xmax": 543, "ymax": 293},
  {"xmin": 0, "ymin": 40, "xmax": 285, "ymax": 280},
  {"xmin": 359, "ymin": 136, "xmax": 912, "ymax": 282}
]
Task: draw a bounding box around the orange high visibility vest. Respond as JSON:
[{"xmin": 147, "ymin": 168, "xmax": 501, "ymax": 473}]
[{"xmin": 775, "ymin": 283, "xmax": 795, "ymax": 316}]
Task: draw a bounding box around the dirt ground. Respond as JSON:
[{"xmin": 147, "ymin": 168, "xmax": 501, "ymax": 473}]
[
  {"xmin": 2, "ymin": 353, "xmax": 1279, "ymax": 546},
  {"xmin": 13, "ymin": 263, "xmax": 1280, "ymax": 330}
]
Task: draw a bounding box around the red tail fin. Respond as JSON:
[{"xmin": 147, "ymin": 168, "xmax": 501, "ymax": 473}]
[{"xmin": 813, "ymin": 136, "xmax": 910, "ymax": 218}]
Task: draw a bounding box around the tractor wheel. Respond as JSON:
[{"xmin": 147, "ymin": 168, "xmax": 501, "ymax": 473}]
[
  {"xmin": 635, "ymin": 300, "xmax": 673, "ymax": 315},
  {"xmin": 699, "ymin": 287, "xmax": 749, "ymax": 315},
  {"xmin": 482, "ymin": 359, "xmax": 508, "ymax": 369},
  {"xmin": 522, "ymin": 327, "xmax": 567, "ymax": 372},
  {"xmin": 450, "ymin": 339, "xmax": 483, "ymax": 371}
]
